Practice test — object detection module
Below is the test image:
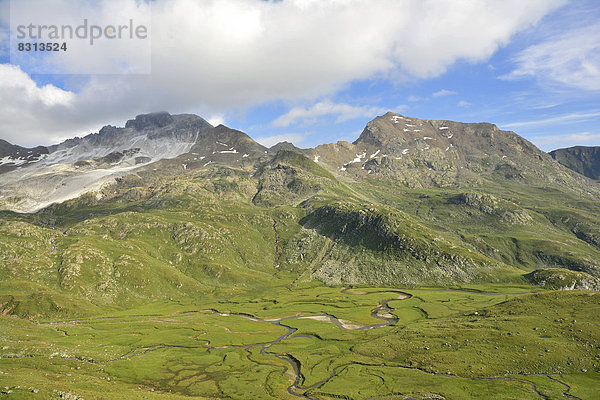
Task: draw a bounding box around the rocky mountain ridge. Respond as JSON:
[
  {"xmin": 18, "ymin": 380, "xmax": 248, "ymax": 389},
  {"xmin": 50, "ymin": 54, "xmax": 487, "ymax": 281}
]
[
  {"xmin": 0, "ymin": 112, "xmax": 269, "ymax": 212},
  {"xmin": 308, "ymin": 113, "xmax": 594, "ymax": 195},
  {"xmin": 550, "ymin": 145, "xmax": 600, "ymax": 180},
  {"xmin": 1, "ymin": 111, "xmax": 598, "ymax": 213}
]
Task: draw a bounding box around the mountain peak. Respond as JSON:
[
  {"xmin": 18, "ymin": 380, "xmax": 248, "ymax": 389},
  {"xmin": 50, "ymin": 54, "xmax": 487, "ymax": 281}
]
[
  {"xmin": 303, "ymin": 112, "xmax": 593, "ymax": 194},
  {"xmin": 125, "ymin": 111, "xmax": 174, "ymax": 130}
]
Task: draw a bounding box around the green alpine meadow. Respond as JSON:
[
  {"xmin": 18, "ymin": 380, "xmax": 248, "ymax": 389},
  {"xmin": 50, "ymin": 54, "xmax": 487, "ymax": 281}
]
[{"xmin": 0, "ymin": 111, "xmax": 599, "ymax": 399}]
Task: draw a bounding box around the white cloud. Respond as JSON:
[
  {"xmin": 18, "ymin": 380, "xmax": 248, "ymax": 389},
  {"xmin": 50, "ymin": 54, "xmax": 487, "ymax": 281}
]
[
  {"xmin": 408, "ymin": 95, "xmax": 425, "ymax": 102},
  {"xmin": 271, "ymin": 100, "xmax": 386, "ymax": 128},
  {"xmin": 458, "ymin": 100, "xmax": 471, "ymax": 107},
  {"xmin": 530, "ymin": 103, "xmax": 560, "ymax": 110},
  {"xmin": 255, "ymin": 133, "xmax": 307, "ymax": 148},
  {"xmin": 502, "ymin": 24, "xmax": 600, "ymax": 91},
  {"xmin": 501, "ymin": 111, "xmax": 600, "ymax": 129},
  {"xmin": 0, "ymin": 0, "xmax": 565, "ymax": 145},
  {"xmin": 207, "ymin": 115, "xmax": 226, "ymax": 127},
  {"xmin": 0, "ymin": 64, "xmax": 91, "ymax": 145},
  {"xmin": 532, "ymin": 131, "xmax": 600, "ymax": 150},
  {"xmin": 432, "ymin": 89, "xmax": 456, "ymax": 98},
  {"xmin": 7, "ymin": 0, "xmax": 152, "ymax": 74}
]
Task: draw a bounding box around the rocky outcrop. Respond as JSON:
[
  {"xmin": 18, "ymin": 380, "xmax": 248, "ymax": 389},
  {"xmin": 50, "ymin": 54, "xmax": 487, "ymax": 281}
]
[{"xmin": 525, "ymin": 268, "xmax": 600, "ymax": 291}]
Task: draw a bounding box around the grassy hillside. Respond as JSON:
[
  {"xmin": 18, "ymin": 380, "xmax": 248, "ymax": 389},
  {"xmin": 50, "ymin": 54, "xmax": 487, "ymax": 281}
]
[{"xmin": 1, "ymin": 148, "xmax": 599, "ymax": 318}]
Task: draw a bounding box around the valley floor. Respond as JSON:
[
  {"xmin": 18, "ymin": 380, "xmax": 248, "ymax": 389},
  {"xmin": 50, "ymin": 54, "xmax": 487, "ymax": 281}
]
[{"xmin": 1, "ymin": 283, "xmax": 599, "ymax": 399}]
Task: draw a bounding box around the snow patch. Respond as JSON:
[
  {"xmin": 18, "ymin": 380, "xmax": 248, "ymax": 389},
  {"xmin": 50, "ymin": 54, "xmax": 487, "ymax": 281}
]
[
  {"xmin": 242, "ymin": 154, "xmax": 249, "ymax": 158},
  {"xmin": 390, "ymin": 116, "xmax": 404, "ymax": 123},
  {"xmin": 423, "ymin": 137, "xmax": 432, "ymax": 140},
  {"xmin": 314, "ymin": 155, "xmax": 320, "ymax": 163},
  {"xmin": 370, "ymin": 150, "xmax": 380, "ymax": 158},
  {"xmin": 439, "ymin": 127, "xmax": 449, "ymax": 130},
  {"xmin": 348, "ymin": 152, "xmax": 366, "ymax": 164},
  {"xmin": 0, "ymin": 156, "xmax": 28, "ymax": 166},
  {"xmin": 218, "ymin": 148, "xmax": 238, "ymax": 154}
]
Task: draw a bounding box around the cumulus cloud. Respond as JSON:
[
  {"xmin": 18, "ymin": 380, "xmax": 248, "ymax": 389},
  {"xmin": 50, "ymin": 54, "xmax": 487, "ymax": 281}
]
[
  {"xmin": 272, "ymin": 100, "xmax": 386, "ymax": 127},
  {"xmin": 502, "ymin": 24, "xmax": 600, "ymax": 91},
  {"xmin": 0, "ymin": 0, "xmax": 565, "ymax": 145},
  {"xmin": 0, "ymin": 64, "xmax": 162, "ymax": 146},
  {"xmin": 432, "ymin": 89, "xmax": 456, "ymax": 98},
  {"xmin": 254, "ymin": 133, "xmax": 307, "ymax": 148},
  {"xmin": 0, "ymin": 64, "xmax": 85, "ymax": 145}
]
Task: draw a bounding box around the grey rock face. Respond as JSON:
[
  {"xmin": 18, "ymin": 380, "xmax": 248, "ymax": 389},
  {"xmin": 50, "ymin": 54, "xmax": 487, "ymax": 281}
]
[
  {"xmin": 0, "ymin": 111, "xmax": 275, "ymax": 212},
  {"xmin": 125, "ymin": 111, "xmax": 174, "ymax": 130},
  {"xmin": 550, "ymin": 146, "xmax": 600, "ymax": 180},
  {"xmin": 0, "ymin": 113, "xmax": 235, "ymax": 212}
]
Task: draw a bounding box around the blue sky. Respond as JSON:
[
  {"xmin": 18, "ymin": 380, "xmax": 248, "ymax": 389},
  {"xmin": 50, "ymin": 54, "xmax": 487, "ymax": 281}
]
[{"xmin": 0, "ymin": 0, "xmax": 599, "ymax": 151}]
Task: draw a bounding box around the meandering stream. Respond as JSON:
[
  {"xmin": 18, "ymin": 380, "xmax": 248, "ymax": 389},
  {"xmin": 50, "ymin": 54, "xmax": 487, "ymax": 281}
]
[
  {"xmin": 23, "ymin": 287, "xmax": 576, "ymax": 399},
  {"xmin": 30, "ymin": 287, "xmax": 410, "ymax": 398},
  {"xmin": 239, "ymin": 288, "xmax": 411, "ymax": 398}
]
